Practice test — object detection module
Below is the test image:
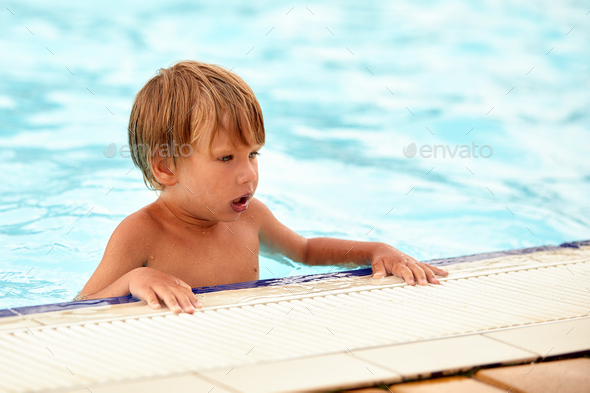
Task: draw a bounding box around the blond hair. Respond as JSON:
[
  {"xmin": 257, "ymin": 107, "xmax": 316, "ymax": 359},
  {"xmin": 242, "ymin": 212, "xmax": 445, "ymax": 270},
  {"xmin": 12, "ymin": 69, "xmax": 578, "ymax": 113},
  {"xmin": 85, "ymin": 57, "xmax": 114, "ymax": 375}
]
[{"xmin": 127, "ymin": 60, "xmax": 265, "ymax": 191}]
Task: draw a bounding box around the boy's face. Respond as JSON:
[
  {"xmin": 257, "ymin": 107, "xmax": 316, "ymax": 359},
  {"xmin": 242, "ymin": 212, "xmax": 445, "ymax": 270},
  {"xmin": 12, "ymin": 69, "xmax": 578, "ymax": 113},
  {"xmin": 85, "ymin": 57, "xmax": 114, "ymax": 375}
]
[{"xmin": 166, "ymin": 123, "xmax": 262, "ymax": 227}]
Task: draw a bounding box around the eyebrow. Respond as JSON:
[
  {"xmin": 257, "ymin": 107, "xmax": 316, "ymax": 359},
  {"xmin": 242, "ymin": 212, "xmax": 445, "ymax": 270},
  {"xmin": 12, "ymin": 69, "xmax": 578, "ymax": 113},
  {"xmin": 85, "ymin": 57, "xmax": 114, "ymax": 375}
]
[{"xmin": 213, "ymin": 144, "xmax": 263, "ymax": 154}]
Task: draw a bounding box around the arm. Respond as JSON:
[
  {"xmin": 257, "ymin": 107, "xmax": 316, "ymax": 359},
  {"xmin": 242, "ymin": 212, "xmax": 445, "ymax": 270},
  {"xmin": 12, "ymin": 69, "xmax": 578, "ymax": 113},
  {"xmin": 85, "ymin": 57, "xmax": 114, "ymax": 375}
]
[
  {"xmin": 253, "ymin": 198, "xmax": 447, "ymax": 285},
  {"xmin": 75, "ymin": 212, "xmax": 201, "ymax": 313},
  {"xmin": 76, "ymin": 268, "xmax": 139, "ymax": 300},
  {"xmin": 305, "ymin": 237, "xmax": 379, "ymax": 266},
  {"xmin": 253, "ymin": 198, "xmax": 308, "ymax": 264},
  {"xmin": 306, "ymin": 238, "xmax": 448, "ymax": 285}
]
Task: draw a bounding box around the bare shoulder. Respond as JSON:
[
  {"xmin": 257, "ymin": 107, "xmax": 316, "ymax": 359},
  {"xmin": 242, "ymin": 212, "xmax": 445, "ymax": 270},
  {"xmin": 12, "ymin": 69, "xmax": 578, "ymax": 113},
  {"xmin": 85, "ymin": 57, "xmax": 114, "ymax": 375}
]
[
  {"xmin": 111, "ymin": 205, "xmax": 161, "ymax": 245},
  {"xmin": 133, "ymin": 202, "xmax": 165, "ymax": 232},
  {"xmin": 77, "ymin": 206, "xmax": 159, "ymax": 297},
  {"xmin": 246, "ymin": 197, "xmax": 281, "ymax": 234},
  {"xmin": 246, "ymin": 197, "xmax": 270, "ymax": 232}
]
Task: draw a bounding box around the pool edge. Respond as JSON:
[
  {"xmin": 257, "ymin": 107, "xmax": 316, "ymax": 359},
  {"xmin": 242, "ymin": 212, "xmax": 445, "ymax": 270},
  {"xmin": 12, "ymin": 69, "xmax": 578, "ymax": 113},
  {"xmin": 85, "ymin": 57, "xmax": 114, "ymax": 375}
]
[{"xmin": 3, "ymin": 238, "xmax": 589, "ymax": 318}]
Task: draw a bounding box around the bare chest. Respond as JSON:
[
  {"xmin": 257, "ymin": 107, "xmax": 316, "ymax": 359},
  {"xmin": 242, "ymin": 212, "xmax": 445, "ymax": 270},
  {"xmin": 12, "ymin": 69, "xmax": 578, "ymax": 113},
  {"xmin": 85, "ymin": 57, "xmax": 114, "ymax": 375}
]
[{"xmin": 144, "ymin": 220, "xmax": 260, "ymax": 288}]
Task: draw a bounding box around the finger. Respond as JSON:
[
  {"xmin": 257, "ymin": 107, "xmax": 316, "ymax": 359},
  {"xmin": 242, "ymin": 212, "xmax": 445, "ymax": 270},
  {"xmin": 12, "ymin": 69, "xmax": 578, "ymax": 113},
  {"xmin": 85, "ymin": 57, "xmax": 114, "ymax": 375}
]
[
  {"xmin": 193, "ymin": 295, "xmax": 203, "ymax": 309},
  {"xmin": 407, "ymin": 257, "xmax": 448, "ymax": 278},
  {"xmin": 176, "ymin": 278, "xmax": 193, "ymax": 290},
  {"xmin": 432, "ymin": 266, "xmax": 449, "ymax": 276},
  {"xmin": 142, "ymin": 288, "xmax": 162, "ymax": 309},
  {"xmin": 152, "ymin": 285, "xmax": 183, "ymax": 314},
  {"xmin": 174, "ymin": 280, "xmax": 201, "ymax": 309},
  {"xmin": 413, "ymin": 259, "xmax": 448, "ymax": 276},
  {"xmin": 371, "ymin": 259, "xmax": 387, "ymax": 278},
  {"xmin": 397, "ymin": 264, "xmax": 416, "ymax": 285},
  {"xmin": 169, "ymin": 286, "xmax": 197, "ymax": 314},
  {"xmin": 406, "ymin": 262, "xmax": 428, "ymax": 285},
  {"xmin": 184, "ymin": 288, "xmax": 202, "ymax": 309},
  {"xmin": 419, "ymin": 264, "xmax": 440, "ymax": 284},
  {"xmin": 181, "ymin": 287, "xmax": 202, "ymax": 309}
]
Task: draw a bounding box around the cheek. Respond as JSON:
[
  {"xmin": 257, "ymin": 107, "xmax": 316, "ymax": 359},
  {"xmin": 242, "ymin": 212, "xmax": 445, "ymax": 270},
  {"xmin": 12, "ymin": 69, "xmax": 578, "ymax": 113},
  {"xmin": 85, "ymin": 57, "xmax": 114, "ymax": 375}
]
[{"xmin": 204, "ymin": 170, "xmax": 228, "ymax": 193}]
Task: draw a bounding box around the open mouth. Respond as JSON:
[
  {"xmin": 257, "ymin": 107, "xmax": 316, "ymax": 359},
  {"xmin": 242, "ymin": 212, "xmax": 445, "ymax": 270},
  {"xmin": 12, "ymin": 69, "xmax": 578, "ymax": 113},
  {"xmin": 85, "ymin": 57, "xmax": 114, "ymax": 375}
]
[
  {"xmin": 231, "ymin": 192, "xmax": 252, "ymax": 206},
  {"xmin": 230, "ymin": 194, "xmax": 251, "ymax": 212},
  {"xmin": 231, "ymin": 196, "xmax": 248, "ymax": 205}
]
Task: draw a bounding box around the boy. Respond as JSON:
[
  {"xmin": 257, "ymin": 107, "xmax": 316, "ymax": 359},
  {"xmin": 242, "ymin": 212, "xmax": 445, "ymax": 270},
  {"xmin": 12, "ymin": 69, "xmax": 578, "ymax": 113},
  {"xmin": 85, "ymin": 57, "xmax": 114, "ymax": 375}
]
[{"xmin": 76, "ymin": 60, "xmax": 448, "ymax": 314}]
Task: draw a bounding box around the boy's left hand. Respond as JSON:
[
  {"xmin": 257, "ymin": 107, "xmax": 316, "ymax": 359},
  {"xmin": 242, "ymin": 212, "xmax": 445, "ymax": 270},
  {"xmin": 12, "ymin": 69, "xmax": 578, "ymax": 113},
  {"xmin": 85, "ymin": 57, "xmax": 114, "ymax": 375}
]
[{"xmin": 371, "ymin": 244, "xmax": 448, "ymax": 285}]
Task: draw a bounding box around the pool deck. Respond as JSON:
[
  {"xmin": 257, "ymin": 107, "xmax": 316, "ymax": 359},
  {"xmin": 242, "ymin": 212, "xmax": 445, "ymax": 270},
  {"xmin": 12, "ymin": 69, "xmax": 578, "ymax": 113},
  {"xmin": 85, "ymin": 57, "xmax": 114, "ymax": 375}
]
[{"xmin": 1, "ymin": 241, "xmax": 589, "ymax": 392}]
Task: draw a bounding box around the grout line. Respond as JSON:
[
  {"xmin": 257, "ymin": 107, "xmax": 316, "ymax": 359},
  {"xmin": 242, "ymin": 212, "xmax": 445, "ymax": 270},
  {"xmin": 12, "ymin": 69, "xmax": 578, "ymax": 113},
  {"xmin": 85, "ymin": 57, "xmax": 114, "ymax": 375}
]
[{"xmin": 480, "ymin": 333, "xmax": 543, "ymax": 358}]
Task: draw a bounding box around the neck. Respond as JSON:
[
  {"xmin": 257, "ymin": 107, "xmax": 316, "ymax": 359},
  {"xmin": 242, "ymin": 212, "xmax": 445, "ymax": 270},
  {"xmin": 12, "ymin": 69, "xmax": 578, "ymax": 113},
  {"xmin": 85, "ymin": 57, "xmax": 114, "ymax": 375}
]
[{"xmin": 156, "ymin": 190, "xmax": 219, "ymax": 230}]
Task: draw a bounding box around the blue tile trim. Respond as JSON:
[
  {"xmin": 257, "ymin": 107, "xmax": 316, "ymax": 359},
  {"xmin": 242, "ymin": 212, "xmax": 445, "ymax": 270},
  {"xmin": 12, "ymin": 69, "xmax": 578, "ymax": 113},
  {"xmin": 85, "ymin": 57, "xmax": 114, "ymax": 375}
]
[{"xmin": 3, "ymin": 239, "xmax": 588, "ymax": 318}]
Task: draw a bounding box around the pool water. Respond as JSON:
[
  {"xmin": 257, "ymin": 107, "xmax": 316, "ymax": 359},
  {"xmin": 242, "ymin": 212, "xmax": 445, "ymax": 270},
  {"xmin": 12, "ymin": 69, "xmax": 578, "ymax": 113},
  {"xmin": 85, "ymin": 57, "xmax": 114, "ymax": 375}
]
[{"xmin": 1, "ymin": 0, "xmax": 589, "ymax": 308}]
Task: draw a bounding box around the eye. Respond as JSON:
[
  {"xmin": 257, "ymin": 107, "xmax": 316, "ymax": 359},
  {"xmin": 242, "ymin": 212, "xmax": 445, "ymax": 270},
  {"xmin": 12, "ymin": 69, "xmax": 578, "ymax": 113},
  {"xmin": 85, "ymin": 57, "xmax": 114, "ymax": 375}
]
[{"xmin": 218, "ymin": 151, "xmax": 260, "ymax": 162}]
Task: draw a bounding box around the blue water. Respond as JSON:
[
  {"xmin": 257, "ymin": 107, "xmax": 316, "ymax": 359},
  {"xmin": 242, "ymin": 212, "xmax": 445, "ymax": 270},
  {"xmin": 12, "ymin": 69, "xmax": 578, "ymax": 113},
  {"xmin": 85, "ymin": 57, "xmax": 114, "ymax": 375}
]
[{"xmin": 1, "ymin": 1, "xmax": 589, "ymax": 308}]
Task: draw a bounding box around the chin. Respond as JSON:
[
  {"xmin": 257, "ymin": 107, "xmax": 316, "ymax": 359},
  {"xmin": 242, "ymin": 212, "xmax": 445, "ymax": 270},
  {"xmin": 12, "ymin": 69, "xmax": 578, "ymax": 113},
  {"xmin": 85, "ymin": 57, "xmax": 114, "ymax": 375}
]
[{"xmin": 221, "ymin": 213, "xmax": 241, "ymax": 221}]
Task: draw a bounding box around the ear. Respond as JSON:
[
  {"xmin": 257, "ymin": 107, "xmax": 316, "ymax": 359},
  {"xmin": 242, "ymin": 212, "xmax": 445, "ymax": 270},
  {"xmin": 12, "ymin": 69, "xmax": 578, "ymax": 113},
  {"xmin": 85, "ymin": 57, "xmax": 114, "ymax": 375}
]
[{"xmin": 150, "ymin": 153, "xmax": 177, "ymax": 187}]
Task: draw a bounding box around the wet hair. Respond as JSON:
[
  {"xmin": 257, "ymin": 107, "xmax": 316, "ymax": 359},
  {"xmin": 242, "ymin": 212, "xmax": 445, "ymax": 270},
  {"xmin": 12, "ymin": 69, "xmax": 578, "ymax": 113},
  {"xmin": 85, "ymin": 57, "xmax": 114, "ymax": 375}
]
[{"xmin": 127, "ymin": 60, "xmax": 265, "ymax": 191}]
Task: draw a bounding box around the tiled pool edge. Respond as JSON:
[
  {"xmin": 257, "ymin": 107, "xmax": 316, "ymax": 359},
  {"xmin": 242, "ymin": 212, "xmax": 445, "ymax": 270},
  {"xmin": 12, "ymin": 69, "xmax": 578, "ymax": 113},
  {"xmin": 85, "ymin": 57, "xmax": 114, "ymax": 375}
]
[
  {"xmin": 3, "ymin": 239, "xmax": 589, "ymax": 318},
  {"xmin": 2, "ymin": 254, "xmax": 589, "ymax": 392}
]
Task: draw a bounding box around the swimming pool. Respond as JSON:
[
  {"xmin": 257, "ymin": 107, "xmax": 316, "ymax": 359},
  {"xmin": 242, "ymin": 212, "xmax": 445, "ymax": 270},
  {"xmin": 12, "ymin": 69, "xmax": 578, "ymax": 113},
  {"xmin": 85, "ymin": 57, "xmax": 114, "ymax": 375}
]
[{"xmin": 1, "ymin": 0, "xmax": 589, "ymax": 308}]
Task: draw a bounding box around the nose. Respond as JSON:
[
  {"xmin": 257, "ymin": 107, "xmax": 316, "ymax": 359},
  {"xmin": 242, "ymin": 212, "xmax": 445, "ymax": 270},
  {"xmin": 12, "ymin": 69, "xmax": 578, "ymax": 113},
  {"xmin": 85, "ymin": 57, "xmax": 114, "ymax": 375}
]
[{"xmin": 238, "ymin": 158, "xmax": 257, "ymax": 185}]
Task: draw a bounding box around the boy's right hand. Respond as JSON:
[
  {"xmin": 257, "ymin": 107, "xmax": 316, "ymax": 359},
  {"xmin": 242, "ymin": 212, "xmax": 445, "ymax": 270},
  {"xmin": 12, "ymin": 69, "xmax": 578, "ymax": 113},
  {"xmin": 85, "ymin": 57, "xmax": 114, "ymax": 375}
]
[{"xmin": 128, "ymin": 267, "xmax": 202, "ymax": 314}]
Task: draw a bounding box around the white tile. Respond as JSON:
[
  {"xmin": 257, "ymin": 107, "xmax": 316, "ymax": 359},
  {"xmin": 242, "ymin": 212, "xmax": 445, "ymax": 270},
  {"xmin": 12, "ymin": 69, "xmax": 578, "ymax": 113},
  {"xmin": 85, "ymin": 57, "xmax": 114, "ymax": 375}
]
[
  {"xmin": 484, "ymin": 317, "xmax": 590, "ymax": 357},
  {"xmin": 202, "ymin": 352, "xmax": 401, "ymax": 393},
  {"xmin": 4, "ymin": 257, "xmax": 589, "ymax": 393},
  {"xmin": 0, "ymin": 316, "xmax": 43, "ymax": 331},
  {"xmin": 66, "ymin": 374, "xmax": 233, "ymax": 393},
  {"xmin": 354, "ymin": 334, "xmax": 537, "ymax": 379}
]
